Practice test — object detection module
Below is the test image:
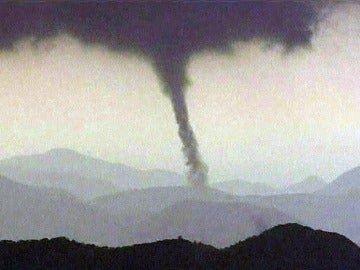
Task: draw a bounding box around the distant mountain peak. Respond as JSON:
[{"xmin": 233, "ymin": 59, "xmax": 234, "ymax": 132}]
[
  {"xmin": 0, "ymin": 150, "xmax": 190, "ymax": 199},
  {"xmin": 284, "ymin": 175, "xmax": 326, "ymax": 194},
  {"xmin": 318, "ymin": 166, "xmax": 360, "ymax": 195}
]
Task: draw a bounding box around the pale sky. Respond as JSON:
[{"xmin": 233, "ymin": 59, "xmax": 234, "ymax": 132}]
[{"xmin": 0, "ymin": 3, "xmax": 359, "ymax": 187}]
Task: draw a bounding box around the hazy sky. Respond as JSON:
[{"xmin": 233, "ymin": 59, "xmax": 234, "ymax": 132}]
[{"xmin": 0, "ymin": 3, "xmax": 359, "ymax": 187}]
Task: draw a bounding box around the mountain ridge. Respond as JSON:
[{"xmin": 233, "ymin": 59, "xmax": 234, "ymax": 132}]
[
  {"xmin": 0, "ymin": 175, "xmax": 127, "ymax": 246},
  {"xmin": 319, "ymin": 166, "xmax": 360, "ymax": 195},
  {"xmin": 284, "ymin": 175, "xmax": 327, "ymax": 194},
  {"xmin": 0, "ymin": 223, "xmax": 359, "ymax": 269},
  {"xmin": 0, "ymin": 148, "xmax": 185, "ymax": 199}
]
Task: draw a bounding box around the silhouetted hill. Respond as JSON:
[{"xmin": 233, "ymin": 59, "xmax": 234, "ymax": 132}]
[
  {"xmin": 225, "ymin": 223, "xmax": 360, "ymax": 270},
  {"xmin": 0, "ymin": 224, "xmax": 359, "ymax": 270},
  {"xmin": 0, "ymin": 237, "xmax": 221, "ymax": 270}
]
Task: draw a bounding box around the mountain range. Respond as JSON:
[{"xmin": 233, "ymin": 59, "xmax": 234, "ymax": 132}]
[
  {"xmin": 237, "ymin": 191, "xmax": 360, "ymax": 245},
  {"xmin": 0, "ymin": 149, "xmax": 335, "ymax": 199},
  {"xmin": 0, "ymin": 176, "xmax": 297, "ymax": 247},
  {"xmin": 0, "ymin": 149, "xmax": 185, "ymax": 200},
  {"xmin": 0, "ymin": 175, "xmax": 126, "ymax": 246},
  {"xmin": 0, "ymin": 148, "xmax": 359, "ymax": 247},
  {"xmin": 211, "ymin": 175, "xmax": 328, "ymax": 196},
  {"xmin": 127, "ymin": 200, "xmax": 297, "ymax": 247}
]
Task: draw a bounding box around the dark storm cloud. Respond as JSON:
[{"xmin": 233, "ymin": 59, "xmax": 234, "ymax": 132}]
[
  {"xmin": 0, "ymin": 1, "xmax": 321, "ymax": 188},
  {"xmin": 0, "ymin": 2, "xmax": 318, "ymax": 53}
]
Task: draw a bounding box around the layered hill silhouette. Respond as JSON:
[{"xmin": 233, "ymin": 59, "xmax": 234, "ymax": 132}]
[
  {"xmin": 238, "ymin": 192, "xmax": 360, "ymax": 246},
  {"xmin": 1, "ymin": 149, "xmax": 359, "ymax": 248},
  {"xmin": 0, "ymin": 224, "xmax": 359, "ymax": 270},
  {"xmin": 91, "ymin": 181, "xmax": 360, "ymax": 247},
  {"xmin": 229, "ymin": 166, "xmax": 360, "ymax": 246},
  {"xmin": 1, "ymin": 168, "xmax": 359, "ymax": 247},
  {"xmin": 0, "ymin": 149, "xmax": 185, "ymax": 199},
  {"xmin": 0, "ymin": 176, "xmax": 127, "ymax": 246},
  {"xmin": 90, "ymin": 186, "xmax": 236, "ymax": 218},
  {"xmin": 0, "ymin": 177, "xmax": 296, "ymax": 247},
  {"xmin": 127, "ymin": 200, "xmax": 296, "ymax": 247}
]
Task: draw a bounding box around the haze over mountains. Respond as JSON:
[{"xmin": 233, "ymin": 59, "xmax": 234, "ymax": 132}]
[
  {"xmin": 0, "ymin": 149, "xmax": 329, "ymax": 199},
  {"xmin": 127, "ymin": 201, "xmax": 297, "ymax": 247},
  {"xmin": 0, "ymin": 175, "xmax": 125, "ymax": 246},
  {"xmin": 212, "ymin": 176, "xmax": 328, "ymax": 197},
  {"xmin": 0, "ymin": 149, "xmax": 185, "ymax": 200},
  {"xmin": 0, "ymin": 175, "xmax": 297, "ymax": 248},
  {"xmin": 0, "ymin": 148, "xmax": 359, "ymax": 248},
  {"xmin": 91, "ymin": 186, "xmax": 236, "ymax": 217},
  {"xmin": 319, "ymin": 166, "xmax": 360, "ymax": 195},
  {"xmin": 284, "ymin": 175, "xmax": 327, "ymax": 194},
  {"xmin": 237, "ymin": 191, "xmax": 360, "ymax": 246}
]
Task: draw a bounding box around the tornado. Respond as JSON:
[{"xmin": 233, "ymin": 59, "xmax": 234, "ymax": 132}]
[
  {"xmin": 0, "ymin": 1, "xmax": 331, "ymax": 188},
  {"xmin": 156, "ymin": 56, "xmax": 208, "ymax": 188}
]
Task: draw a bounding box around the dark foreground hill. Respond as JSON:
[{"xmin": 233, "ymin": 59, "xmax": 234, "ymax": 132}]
[
  {"xmin": 225, "ymin": 223, "xmax": 360, "ymax": 270},
  {"xmin": 0, "ymin": 224, "xmax": 359, "ymax": 270}
]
